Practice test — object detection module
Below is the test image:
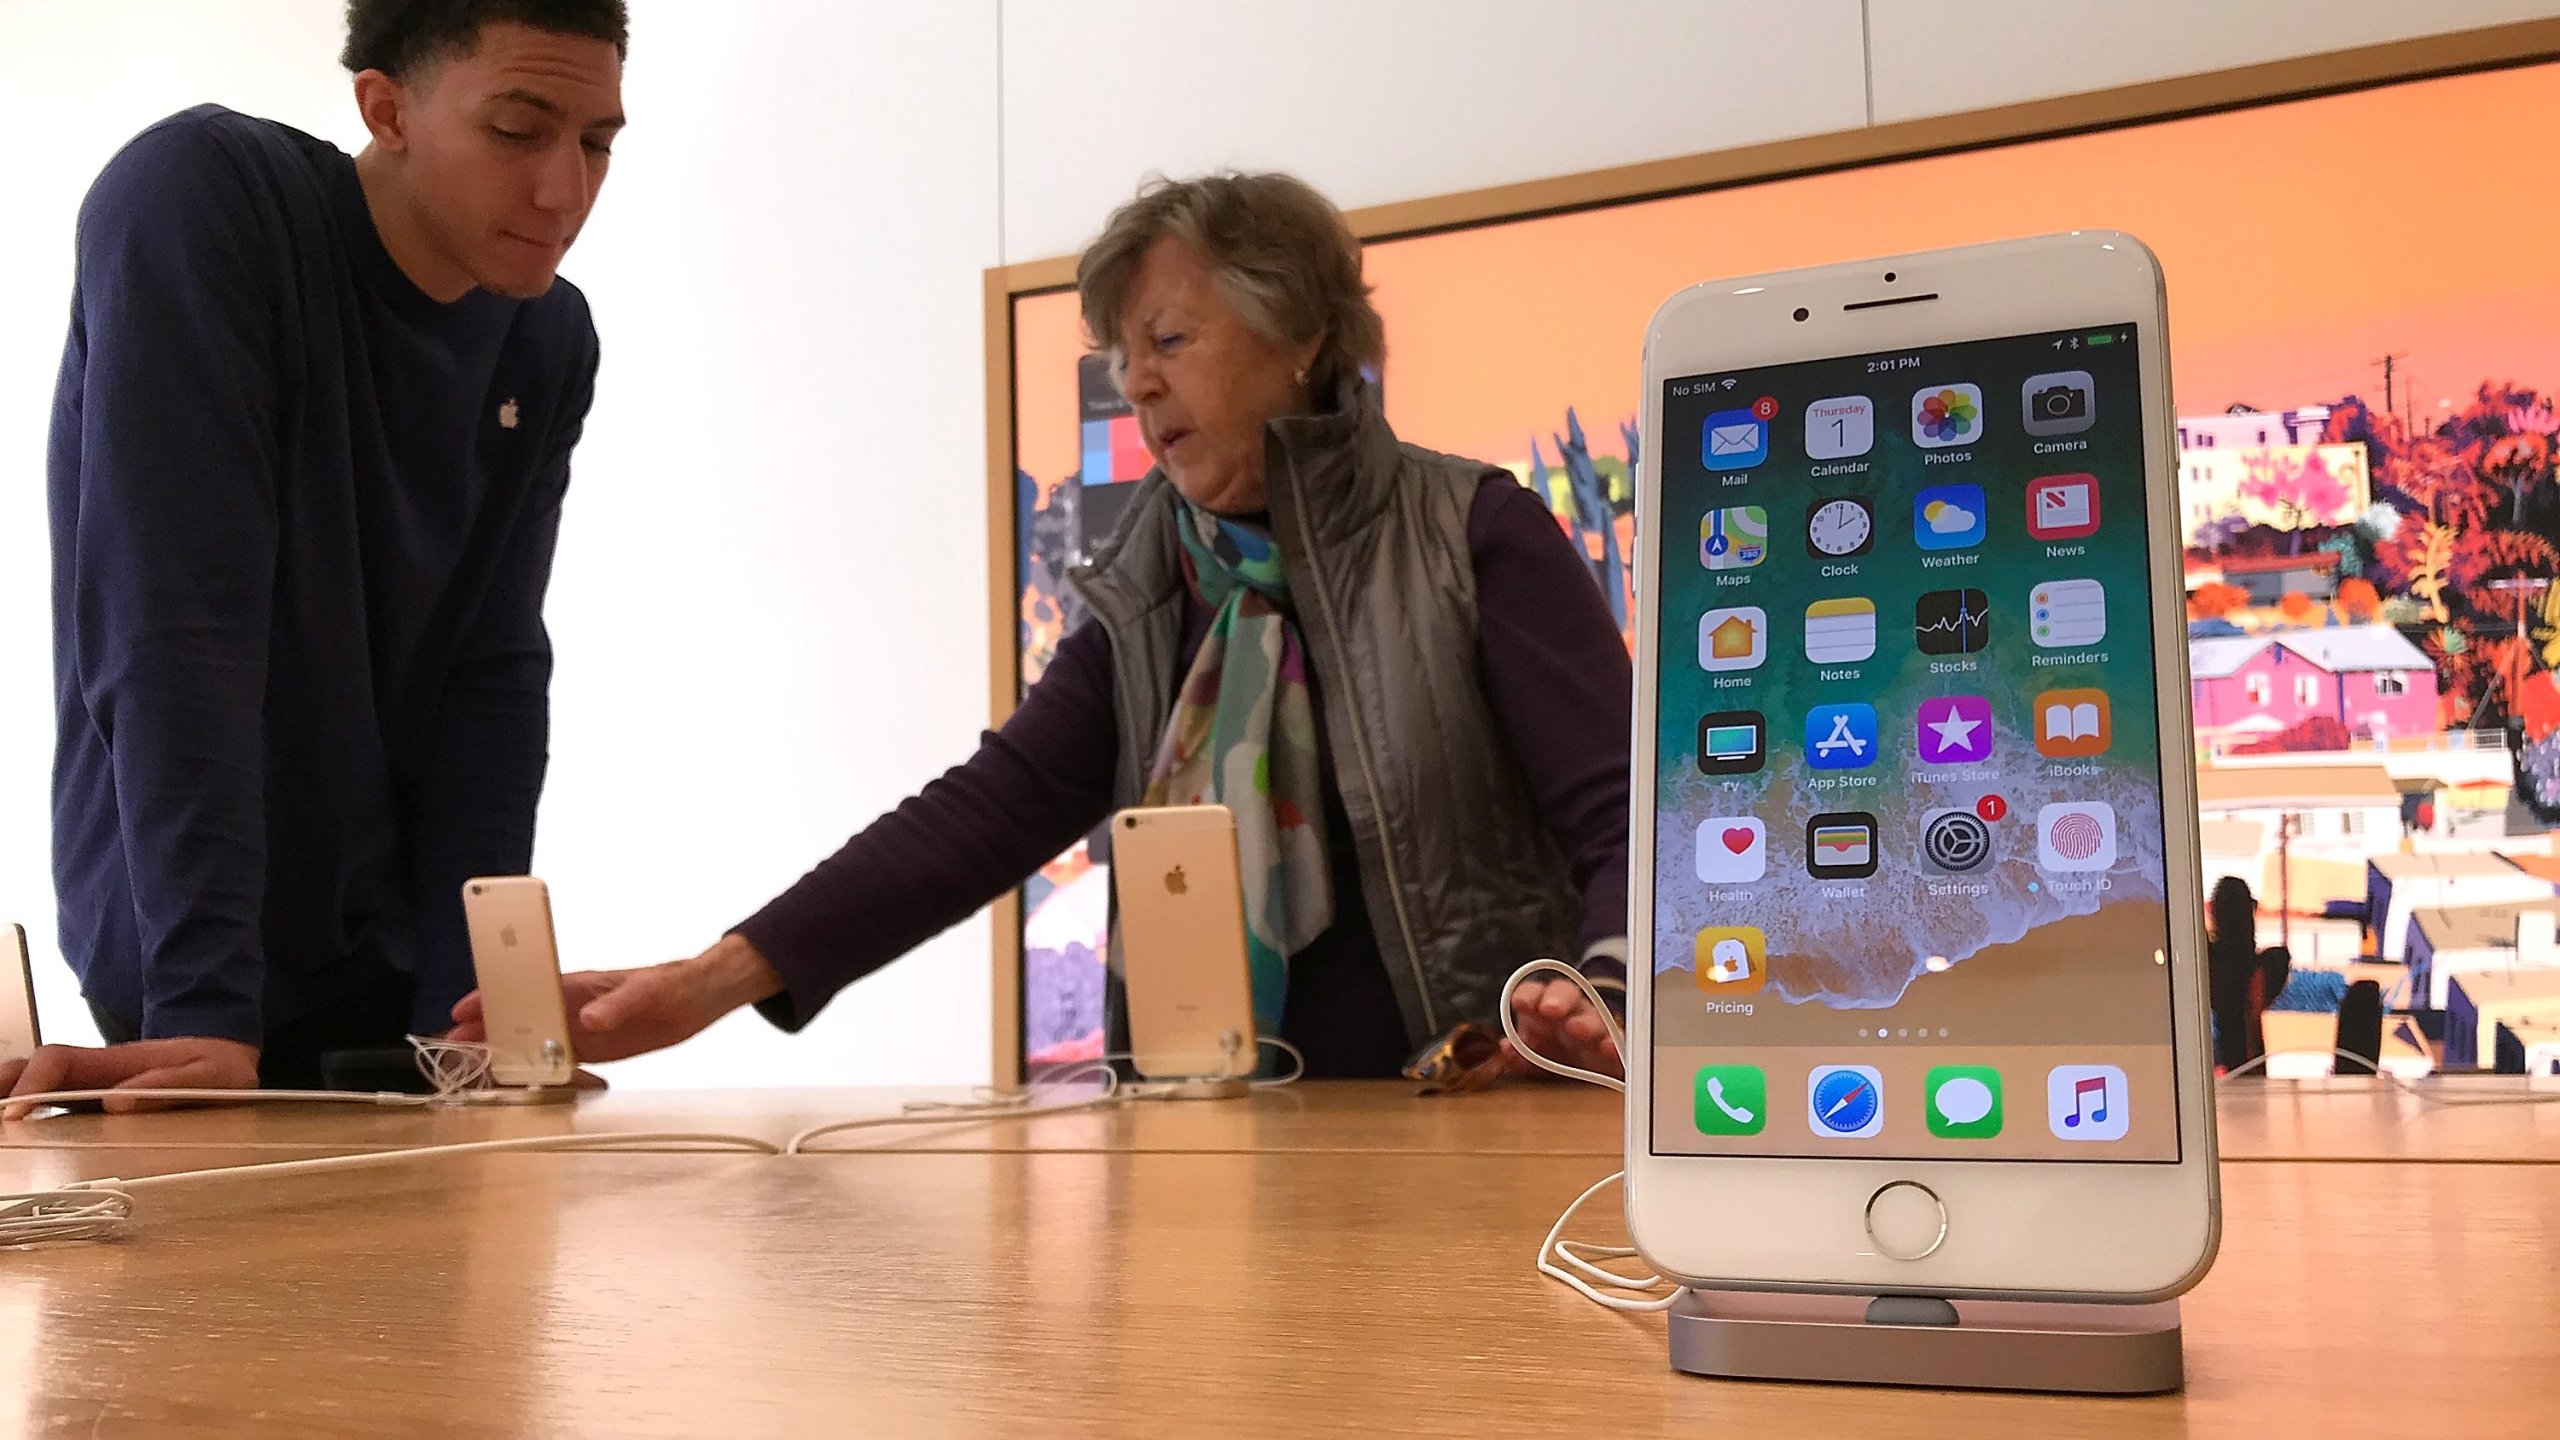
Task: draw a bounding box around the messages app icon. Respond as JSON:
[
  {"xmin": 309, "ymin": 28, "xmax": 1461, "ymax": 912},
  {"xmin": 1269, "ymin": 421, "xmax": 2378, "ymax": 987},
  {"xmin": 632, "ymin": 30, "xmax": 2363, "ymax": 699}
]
[{"xmin": 1926, "ymin": 1065, "xmax": 2003, "ymax": 1139}]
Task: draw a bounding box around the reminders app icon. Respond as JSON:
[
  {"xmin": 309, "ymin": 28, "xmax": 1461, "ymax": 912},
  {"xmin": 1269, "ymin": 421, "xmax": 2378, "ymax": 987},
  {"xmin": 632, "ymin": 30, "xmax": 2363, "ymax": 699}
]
[{"xmin": 1703, "ymin": 408, "xmax": 1768, "ymax": 471}]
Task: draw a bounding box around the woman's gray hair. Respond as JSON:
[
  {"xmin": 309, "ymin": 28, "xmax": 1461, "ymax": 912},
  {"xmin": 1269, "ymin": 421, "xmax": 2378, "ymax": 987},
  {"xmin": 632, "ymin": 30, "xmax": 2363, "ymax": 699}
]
[{"xmin": 1077, "ymin": 171, "xmax": 1386, "ymax": 399}]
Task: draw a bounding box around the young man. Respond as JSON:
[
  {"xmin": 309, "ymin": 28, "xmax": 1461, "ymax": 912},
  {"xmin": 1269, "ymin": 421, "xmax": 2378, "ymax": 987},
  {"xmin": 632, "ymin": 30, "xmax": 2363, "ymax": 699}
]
[{"xmin": 3, "ymin": 0, "xmax": 628, "ymax": 1110}]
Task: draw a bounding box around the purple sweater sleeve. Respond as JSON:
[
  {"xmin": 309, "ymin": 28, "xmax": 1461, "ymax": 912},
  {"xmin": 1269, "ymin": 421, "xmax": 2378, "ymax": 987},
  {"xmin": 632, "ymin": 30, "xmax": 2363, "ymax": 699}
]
[
  {"xmin": 736, "ymin": 474, "xmax": 1632, "ymax": 1030},
  {"xmin": 733, "ymin": 621, "xmax": 1120, "ymax": 1030},
  {"xmin": 1464, "ymin": 476, "xmax": 1634, "ymax": 965}
]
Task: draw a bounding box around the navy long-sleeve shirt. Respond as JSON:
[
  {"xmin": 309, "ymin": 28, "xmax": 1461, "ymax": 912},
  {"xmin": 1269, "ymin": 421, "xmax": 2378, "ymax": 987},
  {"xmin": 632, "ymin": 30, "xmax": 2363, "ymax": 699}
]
[{"xmin": 47, "ymin": 106, "xmax": 600, "ymax": 1045}]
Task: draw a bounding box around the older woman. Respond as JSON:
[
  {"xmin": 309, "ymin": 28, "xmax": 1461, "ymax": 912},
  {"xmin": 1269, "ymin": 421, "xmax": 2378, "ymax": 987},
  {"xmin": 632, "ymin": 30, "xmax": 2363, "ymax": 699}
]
[{"xmin": 453, "ymin": 173, "xmax": 1630, "ymax": 1079}]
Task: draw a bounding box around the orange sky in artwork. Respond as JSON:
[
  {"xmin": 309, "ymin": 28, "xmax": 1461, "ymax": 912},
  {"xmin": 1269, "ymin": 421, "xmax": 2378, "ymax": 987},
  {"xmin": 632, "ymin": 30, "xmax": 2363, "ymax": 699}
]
[{"xmin": 1013, "ymin": 62, "xmax": 2559, "ymax": 482}]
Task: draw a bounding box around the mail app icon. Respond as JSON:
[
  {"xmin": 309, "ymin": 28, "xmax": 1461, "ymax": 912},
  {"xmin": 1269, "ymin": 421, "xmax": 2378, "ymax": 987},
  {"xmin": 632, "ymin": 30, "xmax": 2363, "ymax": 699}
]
[
  {"xmin": 2027, "ymin": 473, "xmax": 2100, "ymax": 540},
  {"xmin": 1703, "ymin": 408, "xmax": 1768, "ymax": 472}
]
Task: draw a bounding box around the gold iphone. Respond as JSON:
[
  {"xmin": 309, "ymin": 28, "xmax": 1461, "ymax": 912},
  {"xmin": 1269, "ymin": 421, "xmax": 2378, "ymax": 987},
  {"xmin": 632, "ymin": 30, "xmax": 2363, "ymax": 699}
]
[
  {"xmin": 460, "ymin": 878, "xmax": 577, "ymax": 1088},
  {"xmin": 2, "ymin": 924, "xmax": 38, "ymax": 1065},
  {"xmin": 1112, "ymin": 805, "xmax": 1258, "ymax": 1080}
]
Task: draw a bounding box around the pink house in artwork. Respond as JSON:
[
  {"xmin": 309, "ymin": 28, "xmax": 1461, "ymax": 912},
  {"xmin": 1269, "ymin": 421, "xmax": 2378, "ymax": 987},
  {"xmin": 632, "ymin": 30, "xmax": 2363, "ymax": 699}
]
[{"xmin": 2188, "ymin": 625, "xmax": 2439, "ymax": 742}]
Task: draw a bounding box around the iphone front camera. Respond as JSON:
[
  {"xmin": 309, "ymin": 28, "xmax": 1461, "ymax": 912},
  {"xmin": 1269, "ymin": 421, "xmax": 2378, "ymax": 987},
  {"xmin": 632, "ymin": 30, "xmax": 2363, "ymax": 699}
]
[{"xmin": 1793, "ymin": 307, "xmax": 1810, "ymax": 322}]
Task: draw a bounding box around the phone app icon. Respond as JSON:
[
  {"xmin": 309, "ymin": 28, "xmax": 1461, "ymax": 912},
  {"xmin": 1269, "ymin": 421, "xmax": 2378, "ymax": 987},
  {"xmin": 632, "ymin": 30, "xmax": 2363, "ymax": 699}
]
[
  {"xmin": 2034, "ymin": 688, "xmax": 2112, "ymax": 758},
  {"xmin": 2047, "ymin": 1064, "xmax": 2129, "ymax": 1141},
  {"xmin": 1697, "ymin": 710, "xmax": 1766, "ymax": 775},
  {"xmin": 2037, "ymin": 801, "xmax": 2117, "ymax": 872},
  {"xmin": 1699, "ymin": 607, "xmax": 1768, "ymax": 671},
  {"xmin": 2026, "ymin": 473, "xmax": 2100, "ymax": 540},
  {"xmin": 1912, "ymin": 384, "xmax": 1984, "ymax": 448},
  {"xmin": 2022, "ymin": 369, "xmax": 2096, "ymax": 437},
  {"xmin": 1808, "ymin": 1065, "xmax": 1884, "ymax": 1139},
  {"xmin": 1914, "ymin": 484, "xmax": 1986, "ymax": 550},
  {"xmin": 1804, "ymin": 395, "xmax": 1874, "ymax": 460},
  {"xmin": 1701, "ymin": 506, "xmax": 1768, "ymax": 570},
  {"xmin": 1926, "ymin": 1065, "xmax": 2004, "ymax": 1139},
  {"xmin": 1805, "ymin": 703, "xmax": 1878, "ymax": 771},
  {"xmin": 1804, "ymin": 597, "xmax": 1876, "ymax": 664},
  {"xmin": 1696, "ymin": 817, "xmax": 1767, "ymax": 884},
  {"xmin": 1807, "ymin": 497, "xmax": 1875, "ymax": 559},
  {"xmin": 1915, "ymin": 695, "xmax": 1994, "ymax": 765},
  {"xmin": 1914, "ymin": 589, "xmax": 1990, "ymax": 655},
  {"xmin": 1921, "ymin": 807, "xmax": 1997, "ymax": 874},
  {"xmin": 1694, "ymin": 926, "xmax": 1767, "ymax": 994},
  {"xmin": 1806, "ymin": 812, "xmax": 1879, "ymax": 879},
  {"xmin": 1694, "ymin": 1064, "xmax": 1767, "ymax": 1136},
  {"xmin": 1703, "ymin": 407, "xmax": 1769, "ymax": 471},
  {"xmin": 2030, "ymin": 578, "xmax": 2107, "ymax": 648}
]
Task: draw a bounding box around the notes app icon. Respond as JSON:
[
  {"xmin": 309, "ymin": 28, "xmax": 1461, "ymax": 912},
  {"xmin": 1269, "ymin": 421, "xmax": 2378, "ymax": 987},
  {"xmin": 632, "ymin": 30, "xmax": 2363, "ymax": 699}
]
[
  {"xmin": 1804, "ymin": 598, "xmax": 1876, "ymax": 664},
  {"xmin": 2047, "ymin": 1064, "xmax": 2129, "ymax": 1141},
  {"xmin": 2034, "ymin": 688, "xmax": 2112, "ymax": 758}
]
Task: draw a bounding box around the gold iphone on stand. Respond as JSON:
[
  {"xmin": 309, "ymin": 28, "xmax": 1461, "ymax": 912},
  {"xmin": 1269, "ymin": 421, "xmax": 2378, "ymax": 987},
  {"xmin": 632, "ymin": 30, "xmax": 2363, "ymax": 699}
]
[
  {"xmin": 2, "ymin": 924, "xmax": 38, "ymax": 1066},
  {"xmin": 460, "ymin": 878, "xmax": 577, "ymax": 1088},
  {"xmin": 1112, "ymin": 806, "xmax": 1258, "ymax": 1080}
]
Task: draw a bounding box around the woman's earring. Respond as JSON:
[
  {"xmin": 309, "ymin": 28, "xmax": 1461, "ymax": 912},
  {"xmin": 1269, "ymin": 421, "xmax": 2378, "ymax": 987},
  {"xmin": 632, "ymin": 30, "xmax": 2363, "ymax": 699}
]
[{"xmin": 1294, "ymin": 367, "xmax": 1308, "ymax": 387}]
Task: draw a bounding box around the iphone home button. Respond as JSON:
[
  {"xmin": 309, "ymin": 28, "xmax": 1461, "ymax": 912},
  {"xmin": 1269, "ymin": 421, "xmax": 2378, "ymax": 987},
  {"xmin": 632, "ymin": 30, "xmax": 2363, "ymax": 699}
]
[{"xmin": 1865, "ymin": 1181, "xmax": 1948, "ymax": 1261}]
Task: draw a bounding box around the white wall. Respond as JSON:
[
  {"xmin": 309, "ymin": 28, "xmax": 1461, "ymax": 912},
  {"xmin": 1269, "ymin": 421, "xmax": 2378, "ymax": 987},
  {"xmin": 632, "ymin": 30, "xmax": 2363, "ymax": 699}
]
[
  {"xmin": 997, "ymin": 0, "xmax": 2559, "ymax": 261},
  {"xmin": 0, "ymin": 0, "xmax": 2547, "ymax": 1086}
]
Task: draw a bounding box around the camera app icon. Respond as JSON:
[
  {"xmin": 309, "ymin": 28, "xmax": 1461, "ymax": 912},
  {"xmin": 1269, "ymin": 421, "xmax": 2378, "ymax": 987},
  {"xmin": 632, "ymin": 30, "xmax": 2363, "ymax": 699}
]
[{"xmin": 2022, "ymin": 369, "xmax": 2096, "ymax": 437}]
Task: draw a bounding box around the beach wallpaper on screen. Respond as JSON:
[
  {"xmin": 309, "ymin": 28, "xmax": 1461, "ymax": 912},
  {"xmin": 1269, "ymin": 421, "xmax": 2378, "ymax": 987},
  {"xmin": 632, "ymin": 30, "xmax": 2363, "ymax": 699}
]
[{"xmin": 1007, "ymin": 62, "xmax": 2560, "ymax": 1071}]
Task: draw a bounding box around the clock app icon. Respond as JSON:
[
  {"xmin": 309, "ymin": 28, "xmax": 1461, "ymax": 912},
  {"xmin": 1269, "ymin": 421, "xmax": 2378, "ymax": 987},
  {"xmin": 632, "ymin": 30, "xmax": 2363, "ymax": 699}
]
[{"xmin": 1807, "ymin": 497, "xmax": 1875, "ymax": 558}]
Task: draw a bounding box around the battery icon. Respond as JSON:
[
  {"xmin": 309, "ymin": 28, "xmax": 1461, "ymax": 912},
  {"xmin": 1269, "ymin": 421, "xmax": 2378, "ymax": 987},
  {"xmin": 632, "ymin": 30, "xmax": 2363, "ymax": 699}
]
[{"xmin": 2087, "ymin": 332, "xmax": 2115, "ymax": 346}]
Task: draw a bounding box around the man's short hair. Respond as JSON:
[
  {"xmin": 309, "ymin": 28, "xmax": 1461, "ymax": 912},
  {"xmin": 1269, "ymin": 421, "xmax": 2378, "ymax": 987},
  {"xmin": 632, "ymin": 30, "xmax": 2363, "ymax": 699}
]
[{"xmin": 342, "ymin": 0, "xmax": 630, "ymax": 79}]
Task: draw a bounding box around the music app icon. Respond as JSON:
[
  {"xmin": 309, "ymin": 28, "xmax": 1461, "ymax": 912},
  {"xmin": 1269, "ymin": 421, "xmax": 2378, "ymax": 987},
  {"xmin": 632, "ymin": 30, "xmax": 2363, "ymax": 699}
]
[{"xmin": 2046, "ymin": 1064, "xmax": 2129, "ymax": 1142}]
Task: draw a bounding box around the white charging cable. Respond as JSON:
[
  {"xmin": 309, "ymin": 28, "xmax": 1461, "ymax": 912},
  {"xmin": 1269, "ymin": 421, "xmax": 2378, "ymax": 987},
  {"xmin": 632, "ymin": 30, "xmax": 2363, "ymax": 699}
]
[
  {"xmin": 1498, "ymin": 957, "xmax": 1689, "ymax": 1315},
  {"xmin": 2223, "ymin": 1044, "xmax": 2560, "ymax": 1105},
  {"xmin": 787, "ymin": 1035, "xmax": 1309, "ymax": 1154}
]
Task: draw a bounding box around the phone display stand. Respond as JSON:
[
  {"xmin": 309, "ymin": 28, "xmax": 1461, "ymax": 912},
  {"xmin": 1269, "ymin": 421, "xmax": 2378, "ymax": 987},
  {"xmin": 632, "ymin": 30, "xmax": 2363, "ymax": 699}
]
[
  {"xmin": 464, "ymin": 1084, "xmax": 578, "ymax": 1107},
  {"xmin": 1668, "ymin": 1290, "xmax": 2183, "ymax": 1394}
]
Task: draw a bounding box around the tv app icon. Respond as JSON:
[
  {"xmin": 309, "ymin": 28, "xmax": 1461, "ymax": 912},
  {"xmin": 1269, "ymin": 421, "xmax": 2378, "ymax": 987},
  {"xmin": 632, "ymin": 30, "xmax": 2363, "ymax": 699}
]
[
  {"xmin": 1694, "ymin": 1064, "xmax": 1767, "ymax": 1137},
  {"xmin": 1697, "ymin": 710, "xmax": 1766, "ymax": 775},
  {"xmin": 1806, "ymin": 812, "xmax": 1878, "ymax": 879},
  {"xmin": 1914, "ymin": 589, "xmax": 1990, "ymax": 655}
]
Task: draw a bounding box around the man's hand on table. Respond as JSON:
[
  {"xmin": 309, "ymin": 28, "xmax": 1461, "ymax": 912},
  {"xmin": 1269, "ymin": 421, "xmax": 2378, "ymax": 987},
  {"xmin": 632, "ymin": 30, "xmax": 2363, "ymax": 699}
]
[{"xmin": 2, "ymin": 1036, "xmax": 262, "ymax": 1119}]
